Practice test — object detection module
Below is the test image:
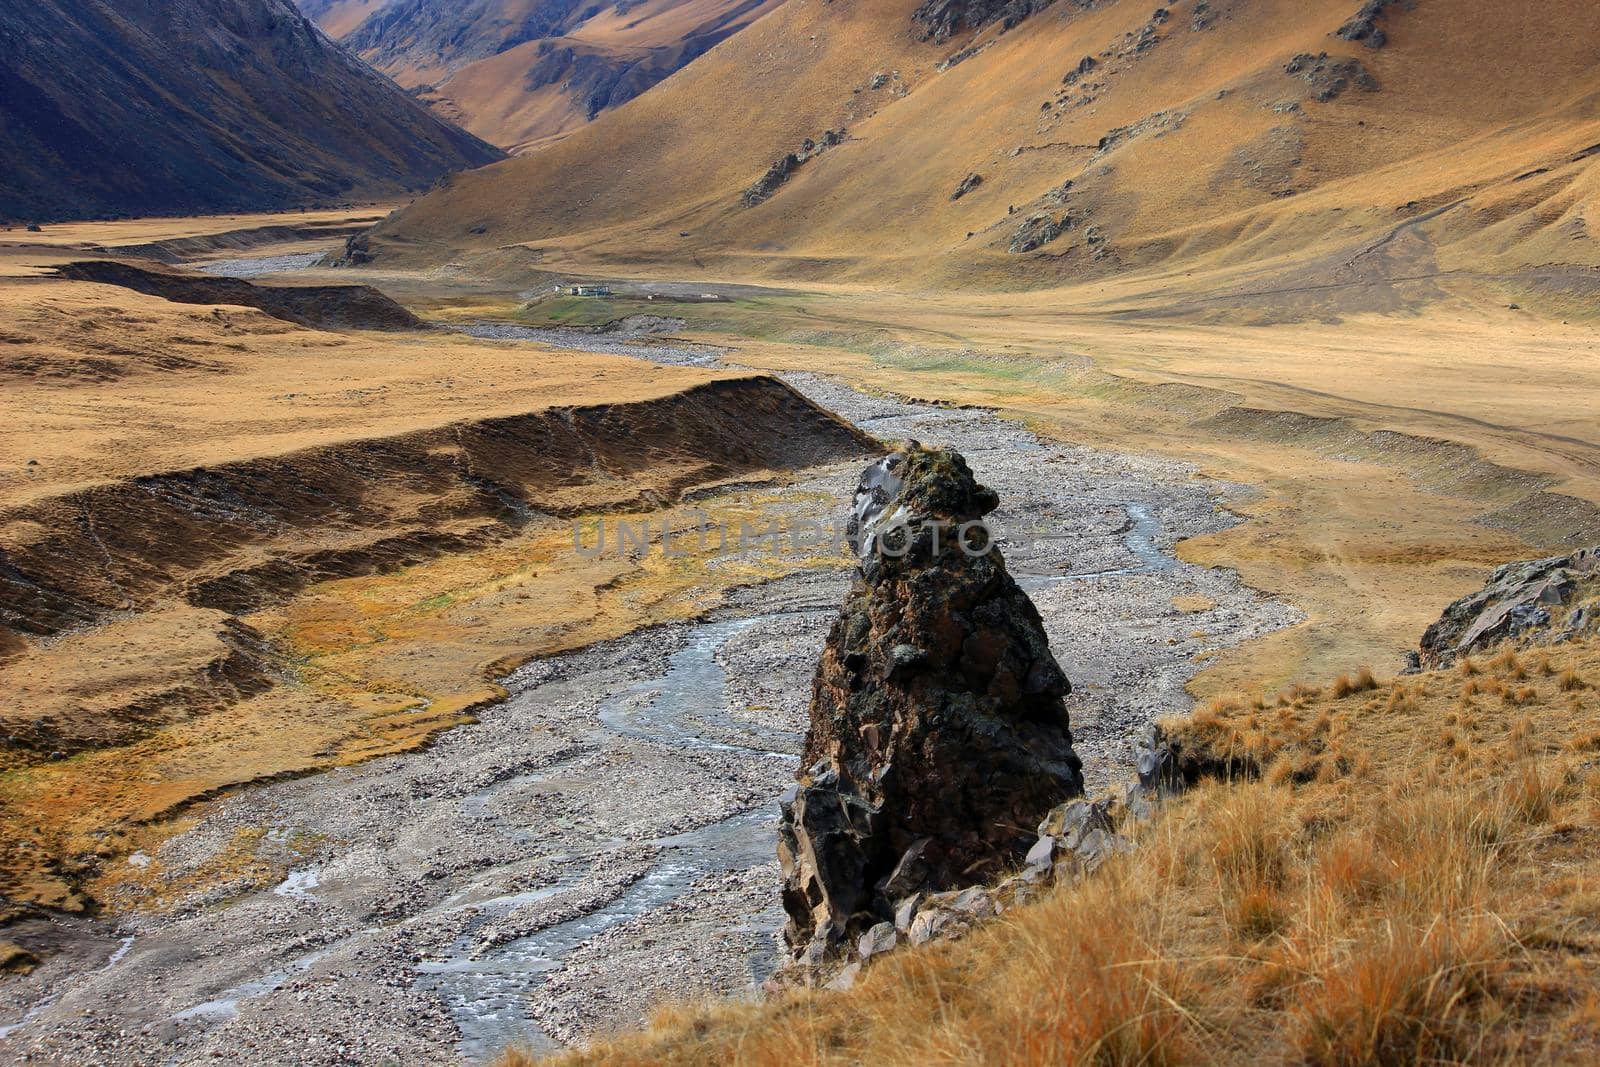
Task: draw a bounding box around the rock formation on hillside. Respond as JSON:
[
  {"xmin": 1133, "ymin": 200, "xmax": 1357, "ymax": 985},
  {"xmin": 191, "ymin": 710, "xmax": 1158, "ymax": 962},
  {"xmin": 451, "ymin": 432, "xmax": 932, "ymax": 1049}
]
[
  {"xmin": 1009, "ymin": 213, "xmax": 1069, "ymax": 253},
  {"xmin": 913, "ymin": 0, "xmax": 1057, "ymax": 43},
  {"xmin": 1417, "ymin": 546, "xmax": 1600, "ymax": 669},
  {"xmin": 742, "ymin": 130, "xmax": 847, "ymax": 207},
  {"xmin": 777, "ymin": 446, "xmax": 1083, "ymax": 965},
  {"xmin": 950, "ymin": 173, "xmax": 984, "ymax": 200},
  {"xmin": 0, "ymin": 0, "xmax": 502, "ymax": 223},
  {"xmin": 1336, "ymin": 0, "xmax": 1400, "ymax": 49},
  {"xmin": 1285, "ymin": 52, "xmax": 1380, "ymax": 103}
]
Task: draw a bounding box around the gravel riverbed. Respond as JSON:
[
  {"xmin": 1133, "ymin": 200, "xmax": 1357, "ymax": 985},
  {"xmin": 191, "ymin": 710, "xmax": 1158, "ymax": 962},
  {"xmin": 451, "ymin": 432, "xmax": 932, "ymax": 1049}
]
[
  {"xmin": 0, "ymin": 348, "xmax": 1299, "ymax": 1065},
  {"xmin": 450, "ymin": 322, "xmax": 728, "ymax": 365},
  {"xmin": 194, "ymin": 251, "xmax": 329, "ymax": 278}
]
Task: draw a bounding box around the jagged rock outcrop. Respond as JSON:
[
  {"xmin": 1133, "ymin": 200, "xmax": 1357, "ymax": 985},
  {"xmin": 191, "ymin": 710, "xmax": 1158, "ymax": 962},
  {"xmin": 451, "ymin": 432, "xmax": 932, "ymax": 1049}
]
[
  {"xmin": 827, "ymin": 776, "xmax": 1157, "ymax": 987},
  {"xmin": 1336, "ymin": 0, "xmax": 1400, "ymax": 49},
  {"xmin": 912, "ymin": 0, "xmax": 1054, "ymax": 43},
  {"xmin": 950, "ymin": 173, "xmax": 984, "ymax": 200},
  {"xmin": 1285, "ymin": 52, "xmax": 1379, "ymax": 102},
  {"xmin": 1062, "ymin": 54, "xmax": 1098, "ymax": 85},
  {"xmin": 777, "ymin": 446, "xmax": 1083, "ymax": 966},
  {"xmin": 1008, "ymin": 213, "xmax": 1068, "ymax": 253},
  {"xmin": 742, "ymin": 130, "xmax": 846, "ymax": 207},
  {"xmin": 1417, "ymin": 546, "xmax": 1599, "ymax": 669}
]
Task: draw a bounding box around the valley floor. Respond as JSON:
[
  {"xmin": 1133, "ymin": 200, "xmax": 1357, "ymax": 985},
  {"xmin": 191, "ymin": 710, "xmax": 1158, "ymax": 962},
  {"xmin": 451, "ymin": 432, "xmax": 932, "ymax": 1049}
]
[
  {"xmin": 0, "ymin": 366, "xmax": 1292, "ymax": 1064},
  {"xmin": 2, "ymin": 215, "xmax": 1598, "ymax": 1062}
]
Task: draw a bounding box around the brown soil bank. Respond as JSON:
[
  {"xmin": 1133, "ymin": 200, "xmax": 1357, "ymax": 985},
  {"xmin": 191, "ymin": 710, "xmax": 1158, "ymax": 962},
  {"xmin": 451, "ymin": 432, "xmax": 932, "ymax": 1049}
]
[
  {"xmin": 53, "ymin": 259, "xmax": 424, "ymax": 331},
  {"xmin": 98, "ymin": 219, "xmax": 383, "ymax": 263},
  {"xmin": 1, "ymin": 375, "xmax": 870, "ymax": 649}
]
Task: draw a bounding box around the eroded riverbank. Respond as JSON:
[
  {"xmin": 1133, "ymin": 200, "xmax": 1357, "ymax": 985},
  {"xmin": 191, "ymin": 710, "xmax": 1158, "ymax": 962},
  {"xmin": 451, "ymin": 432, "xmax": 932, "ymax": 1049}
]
[{"xmin": 0, "ymin": 365, "xmax": 1298, "ymax": 1064}]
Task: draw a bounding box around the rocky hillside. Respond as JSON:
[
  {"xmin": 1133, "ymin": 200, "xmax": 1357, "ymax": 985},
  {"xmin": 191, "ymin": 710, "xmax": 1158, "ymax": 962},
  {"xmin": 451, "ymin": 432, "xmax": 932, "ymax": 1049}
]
[
  {"xmin": 299, "ymin": 0, "xmax": 783, "ymax": 153},
  {"xmin": 1419, "ymin": 546, "xmax": 1599, "ymax": 669},
  {"xmin": 354, "ymin": 0, "xmax": 1600, "ymax": 302},
  {"xmin": 0, "ymin": 0, "xmax": 503, "ymax": 224}
]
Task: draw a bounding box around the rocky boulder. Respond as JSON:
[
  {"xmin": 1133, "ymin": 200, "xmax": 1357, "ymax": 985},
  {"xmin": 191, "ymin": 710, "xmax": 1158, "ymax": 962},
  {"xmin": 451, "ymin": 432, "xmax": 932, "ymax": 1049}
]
[
  {"xmin": 1285, "ymin": 52, "xmax": 1379, "ymax": 102},
  {"xmin": 1336, "ymin": 0, "xmax": 1398, "ymax": 49},
  {"xmin": 777, "ymin": 445, "xmax": 1083, "ymax": 964},
  {"xmin": 741, "ymin": 129, "xmax": 845, "ymax": 207},
  {"xmin": 742, "ymin": 153, "xmax": 799, "ymax": 208},
  {"xmin": 912, "ymin": 0, "xmax": 1056, "ymax": 43},
  {"xmin": 1417, "ymin": 546, "xmax": 1599, "ymax": 669},
  {"xmin": 950, "ymin": 172, "xmax": 983, "ymax": 200},
  {"xmin": 1008, "ymin": 213, "xmax": 1067, "ymax": 254}
]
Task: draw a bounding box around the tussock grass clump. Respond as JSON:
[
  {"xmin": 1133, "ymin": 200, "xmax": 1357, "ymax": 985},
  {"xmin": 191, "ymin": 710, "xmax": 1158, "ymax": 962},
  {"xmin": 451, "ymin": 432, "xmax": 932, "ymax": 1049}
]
[
  {"xmin": 1490, "ymin": 646, "xmax": 1525, "ymax": 676},
  {"xmin": 1331, "ymin": 667, "xmax": 1379, "ymax": 698},
  {"xmin": 1293, "ymin": 919, "xmax": 1502, "ymax": 1067},
  {"xmin": 517, "ymin": 637, "xmax": 1600, "ymax": 1067}
]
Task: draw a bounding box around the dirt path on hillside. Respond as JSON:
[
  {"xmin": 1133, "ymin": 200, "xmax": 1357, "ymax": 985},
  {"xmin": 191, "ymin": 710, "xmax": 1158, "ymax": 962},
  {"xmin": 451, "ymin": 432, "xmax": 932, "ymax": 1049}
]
[{"xmin": 0, "ymin": 365, "xmax": 1297, "ymax": 1064}]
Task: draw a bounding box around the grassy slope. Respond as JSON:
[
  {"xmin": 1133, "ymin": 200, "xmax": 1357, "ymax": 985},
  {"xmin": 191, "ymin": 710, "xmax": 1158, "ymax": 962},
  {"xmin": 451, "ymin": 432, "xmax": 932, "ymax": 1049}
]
[
  {"xmin": 516, "ymin": 636, "xmax": 1600, "ymax": 1066},
  {"xmin": 363, "ymin": 0, "xmax": 1600, "ymax": 294},
  {"xmin": 358, "ymin": 0, "xmax": 938, "ymax": 258}
]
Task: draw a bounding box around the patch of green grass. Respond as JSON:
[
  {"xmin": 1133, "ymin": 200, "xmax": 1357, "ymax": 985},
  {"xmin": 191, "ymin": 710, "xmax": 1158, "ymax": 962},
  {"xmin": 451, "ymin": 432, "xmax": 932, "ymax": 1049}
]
[
  {"xmin": 512, "ymin": 293, "xmax": 828, "ymax": 343},
  {"xmin": 515, "ymin": 296, "xmax": 628, "ymax": 326},
  {"xmin": 413, "ymin": 592, "xmax": 457, "ymax": 612}
]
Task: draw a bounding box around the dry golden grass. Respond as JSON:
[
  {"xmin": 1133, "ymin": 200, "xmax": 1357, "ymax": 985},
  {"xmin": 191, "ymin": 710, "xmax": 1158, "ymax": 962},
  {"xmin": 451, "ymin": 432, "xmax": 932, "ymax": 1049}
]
[
  {"xmin": 509, "ymin": 635, "xmax": 1600, "ymax": 1066},
  {"xmin": 0, "ymin": 258, "xmax": 862, "ymax": 909},
  {"xmin": 1331, "ymin": 667, "xmax": 1379, "ymax": 699},
  {"xmin": 0, "ymin": 205, "xmax": 390, "ymax": 254},
  {"xmin": 369, "ymin": 0, "xmax": 1600, "ymax": 331},
  {"xmin": 0, "ymin": 276, "xmax": 739, "ymax": 505}
]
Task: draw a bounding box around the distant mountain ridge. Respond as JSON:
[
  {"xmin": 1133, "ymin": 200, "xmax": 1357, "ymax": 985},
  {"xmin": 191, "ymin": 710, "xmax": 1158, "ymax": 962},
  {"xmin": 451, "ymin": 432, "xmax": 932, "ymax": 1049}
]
[
  {"xmin": 295, "ymin": 0, "xmax": 389, "ymax": 36},
  {"xmin": 0, "ymin": 0, "xmax": 503, "ymax": 223},
  {"xmin": 298, "ymin": 0, "xmax": 783, "ymax": 153}
]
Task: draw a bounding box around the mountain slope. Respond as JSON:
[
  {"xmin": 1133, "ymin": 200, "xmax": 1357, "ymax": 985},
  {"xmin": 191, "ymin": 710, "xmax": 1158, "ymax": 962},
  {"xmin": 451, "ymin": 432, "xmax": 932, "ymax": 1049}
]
[
  {"xmin": 310, "ymin": 0, "xmax": 783, "ymax": 153},
  {"xmin": 0, "ymin": 0, "xmax": 504, "ymax": 224},
  {"xmin": 354, "ymin": 0, "xmax": 1600, "ymax": 304}
]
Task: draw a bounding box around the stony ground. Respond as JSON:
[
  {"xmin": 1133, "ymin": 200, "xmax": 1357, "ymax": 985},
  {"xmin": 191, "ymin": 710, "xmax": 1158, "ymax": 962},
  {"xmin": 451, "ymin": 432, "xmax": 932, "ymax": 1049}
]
[
  {"xmin": 451, "ymin": 322, "xmax": 727, "ymax": 365},
  {"xmin": 196, "ymin": 252, "xmax": 327, "ymax": 278},
  {"xmin": 0, "ymin": 365, "xmax": 1297, "ymax": 1065}
]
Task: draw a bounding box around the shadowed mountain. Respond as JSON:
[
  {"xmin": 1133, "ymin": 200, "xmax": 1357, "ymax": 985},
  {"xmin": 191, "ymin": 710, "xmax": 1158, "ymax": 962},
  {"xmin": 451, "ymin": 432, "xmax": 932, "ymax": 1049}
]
[
  {"xmin": 0, "ymin": 0, "xmax": 504, "ymax": 224},
  {"xmin": 302, "ymin": 0, "xmax": 783, "ymax": 153}
]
